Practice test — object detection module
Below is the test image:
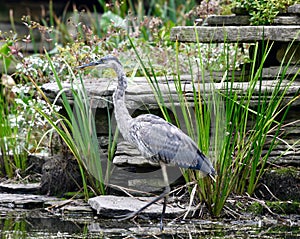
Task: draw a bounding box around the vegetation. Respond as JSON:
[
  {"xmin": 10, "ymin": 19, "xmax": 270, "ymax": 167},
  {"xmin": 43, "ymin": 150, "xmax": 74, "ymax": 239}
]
[
  {"xmin": 0, "ymin": 0, "xmax": 299, "ymax": 219},
  {"xmin": 233, "ymin": 0, "xmax": 299, "ymax": 25},
  {"xmin": 133, "ymin": 37, "xmax": 299, "ymax": 217}
]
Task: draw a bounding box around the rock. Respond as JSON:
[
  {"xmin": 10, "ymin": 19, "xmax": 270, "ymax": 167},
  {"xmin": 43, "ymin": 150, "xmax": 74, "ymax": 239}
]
[
  {"xmin": 170, "ymin": 26, "xmax": 300, "ymax": 43},
  {"xmin": 0, "ymin": 193, "xmax": 61, "ymax": 209},
  {"xmin": 113, "ymin": 141, "xmax": 159, "ymax": 167},
  {"xmin": 88, "ymin": 195, "xmax": 193, "ymax": 219},
  {"xmin": 42, "ymin": 73, "xmax": 300, "ymax": 113},
  {"xmin": 288, "ymin": 4, "xmax": 300, "ymax": 14},
  {"xmin": 274, "ymin": 16, "xmax": 300, "ymax": 25},
  {"xmin": 113, "ymin": 154, "xmax": 158, "ymax": 167},
  {"xmin": 0, "ymin": 183, "xmax": 40, "ymax": 194},
  {"xmin": 40, "ymin": 155, "xmax": 82, "ymax": 196},
  {"xmin": 256, "ymin": 167, "xmax": 300, "ymax": 201},
  {"xmin": 205, "ymin": 15, "xmax": 250, "ymax": 26},
  {"xmin": 61, "ymin": 204, "xmax": 94, "ymax": 218}
]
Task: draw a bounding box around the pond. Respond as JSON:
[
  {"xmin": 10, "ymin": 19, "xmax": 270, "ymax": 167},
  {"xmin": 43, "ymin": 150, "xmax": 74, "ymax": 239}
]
[{"xmin": 1, "ymin": 212, "xmax": 299, "ymax": 238}]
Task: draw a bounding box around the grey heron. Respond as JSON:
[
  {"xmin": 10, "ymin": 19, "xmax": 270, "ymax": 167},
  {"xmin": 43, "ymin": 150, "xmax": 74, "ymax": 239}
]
[{"xmin": 78, "ymin": 55, "xmax": 216, "ymax": 231}]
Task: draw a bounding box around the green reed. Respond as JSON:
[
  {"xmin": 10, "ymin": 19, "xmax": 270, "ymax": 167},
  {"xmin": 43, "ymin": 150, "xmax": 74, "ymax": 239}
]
[
  {"xmin": 31, "ymin": 53, "xmax": 109, "ymax": 198},
  {"xmin": 131, "ymin": 35, "xmax": 299, "ymax": 217}
]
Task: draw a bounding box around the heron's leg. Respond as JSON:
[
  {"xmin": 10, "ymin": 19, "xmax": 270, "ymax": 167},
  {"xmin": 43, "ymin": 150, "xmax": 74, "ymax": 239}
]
[
  {"xmin": 159, "ymin": 162, "xmax": 170, "ymax": 231},
  {"xmin": 116, "ymin": 162, "xmax": 170, "ymax": 231}
]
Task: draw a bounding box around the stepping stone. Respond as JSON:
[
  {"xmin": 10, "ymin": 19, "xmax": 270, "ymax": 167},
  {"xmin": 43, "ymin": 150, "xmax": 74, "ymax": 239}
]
[
  {"xmin": 88, "ymin": 195, "xmax": 193, "ymax": 219},
  {"xmin": 0, "ymin": 182, "xmax": 40, "ymax": 194}
]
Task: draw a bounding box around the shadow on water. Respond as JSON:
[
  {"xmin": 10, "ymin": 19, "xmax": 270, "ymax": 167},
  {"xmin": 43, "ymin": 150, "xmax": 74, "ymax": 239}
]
[{"xmin": 0, "ymin": 213, "xmax": 299, "ymax": 238}]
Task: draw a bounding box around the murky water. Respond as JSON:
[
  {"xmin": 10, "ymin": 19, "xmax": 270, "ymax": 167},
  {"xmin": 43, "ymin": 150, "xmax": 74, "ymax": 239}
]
[{"xmin": 1, "ymin": 213, "xmax": 299, "ymax": 239}]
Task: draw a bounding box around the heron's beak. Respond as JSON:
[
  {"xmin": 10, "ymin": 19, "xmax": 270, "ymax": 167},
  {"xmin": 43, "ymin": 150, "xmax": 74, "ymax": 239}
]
[{"xmin": 77, "ymin": 60, "xmax": 103, "ymax": 69}]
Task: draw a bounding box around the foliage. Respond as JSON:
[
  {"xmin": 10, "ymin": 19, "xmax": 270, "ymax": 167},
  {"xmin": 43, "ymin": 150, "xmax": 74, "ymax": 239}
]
[
  {"xmin": 191, "ymin": 41, "xmax": 298, "ymax": 216},
  {"xmin": 1, "ymin": 0, "xmax": 299, "ymax": 212},
  {"xmin": 0, "ymin": 67, "xmax": 59, "ymax": 179},
  {"xmin": 0, "ymin": 41, "xmax": 13, "ymax": 73},
  {"xmin": 29, "ymin": 53, "xmax": 108, "ymax": 198},
  {"xmin": 131, "ymin": 34, "xmax": 300, "ymax": 217},
  {"xmin": 98, "ymin": 0, "xmax": 198, "ymax": 25},
  {"xmin": 191, "ymin": 0, "xmax": 221, "ymax": 19},
  {"xmin": 233, "ymin": 0, "xmax": 299, "ymax": 25}
]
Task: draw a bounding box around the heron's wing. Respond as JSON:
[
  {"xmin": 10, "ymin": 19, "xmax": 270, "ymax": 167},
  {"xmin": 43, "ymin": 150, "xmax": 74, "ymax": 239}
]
[{"xmin": 129, "ymin": 114, "xmax": 215, "ymax": 175}]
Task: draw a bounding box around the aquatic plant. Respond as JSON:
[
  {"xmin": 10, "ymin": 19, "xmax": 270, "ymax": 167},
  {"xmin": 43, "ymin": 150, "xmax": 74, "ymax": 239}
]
[
  {"xmin": 28, "ymin": 53, "xmax": 110, "ymax": 198},
  {"xmin": 0, "ymin": 71, "xmax": 59, "ymax": 178},
  {"xmin": 130, "ymin": 34, "xmax": 299, "ymax": 217}
]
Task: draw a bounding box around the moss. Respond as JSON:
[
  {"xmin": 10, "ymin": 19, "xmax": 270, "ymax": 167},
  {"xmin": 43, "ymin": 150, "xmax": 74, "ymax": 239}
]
[
  {"xmin": 247, "ymin": 202, "xmax": 264, "ymax": 214},
  {"xmin": 246, "ymin": 201, "xmax": 300, "ymax": 215},
  {"xmin": 274, "ymin": 167, "xmax": 298, "ymax": 177},
  {"xmin": 266, "ymin": 201, "xmax": 300, "ymax": 214},
  {"xmin": 256, "ymin": 167, "xmax": 300, "ymax": 201}
]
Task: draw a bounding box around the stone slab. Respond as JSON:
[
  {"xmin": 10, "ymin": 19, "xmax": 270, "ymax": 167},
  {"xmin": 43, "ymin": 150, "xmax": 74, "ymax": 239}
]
[
  {"xmin": 0, "ymin": 192, "xmax": 94, "ymax": 218},
  {"xmin": 88, "ymin": 195, "xmax": 192, "ymax": 218},
  {"xmin": 113, "ymin": 141, "xmax": 159, "ymax": 167},
  {"xmin": 0, "ymin": 193, "xmax": 60, "ymax": 209},
  {"xmin": 205, "ymin": 15, "xmax": 250, "ymax": 26},
  {"xmin": 42, "ymin": 75, "xmax": 300, "ymax": 111},
  {"xmin": 0, "ymin": 182, "xmax": 40, "ymax": 194},
  {"xmin": 203, "ymin": 13, "xmax": 300, "ymax": 26},
  {"xmin": 42, "ymin": 67, "xmax": 300, "ymax": 110},
  {"xmin": 288, "ymin": 4, "xmax": 300, "ymax": 14},
  {"xmin": 170, "ymin": 26, "xmax": 300, "ymax": 43},
  {"xmin": 273, "ymin": 16, "xmax": 300, "ymax": 25}
]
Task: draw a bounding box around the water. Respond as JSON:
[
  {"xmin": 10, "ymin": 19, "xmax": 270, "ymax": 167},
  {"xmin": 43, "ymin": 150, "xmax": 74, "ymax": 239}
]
[{"xmin": 0, "ymin": 213, "xmax": 299, "ymax": 238}]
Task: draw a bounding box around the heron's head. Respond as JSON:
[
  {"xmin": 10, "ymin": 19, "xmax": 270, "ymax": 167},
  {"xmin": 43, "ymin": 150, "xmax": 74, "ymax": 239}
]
[{"xmin": 78, "ymin": 55, "xmax": 122, "ymax": 72}]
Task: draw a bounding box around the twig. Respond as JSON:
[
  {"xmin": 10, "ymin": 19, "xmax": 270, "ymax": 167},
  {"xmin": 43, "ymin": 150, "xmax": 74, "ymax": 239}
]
[
  {"xmin": 183, "ymin": 183, "xmax": 197, "ymax": 219},
  {"xmin": 244, "ymin": 193, "xmax": 278, "ymax": 217},
  {"xmin": 261, "ymin": 183, "xmax": 280, "ymax": 201}
]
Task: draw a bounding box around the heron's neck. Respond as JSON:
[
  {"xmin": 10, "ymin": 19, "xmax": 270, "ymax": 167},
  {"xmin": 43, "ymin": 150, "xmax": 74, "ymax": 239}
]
[{"xmin": 113, "ymin": 73, "xmax": 133, "ymax": 142}]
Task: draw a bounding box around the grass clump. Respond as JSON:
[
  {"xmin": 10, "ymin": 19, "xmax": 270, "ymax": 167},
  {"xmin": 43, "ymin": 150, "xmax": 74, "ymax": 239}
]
[
  {"xmin": 29, "ymin": 53, "xmax": 110, "ymax": 198},
  {"xmin": 132, "ymin": 34, "xmax": 299, "ymax": 217}
]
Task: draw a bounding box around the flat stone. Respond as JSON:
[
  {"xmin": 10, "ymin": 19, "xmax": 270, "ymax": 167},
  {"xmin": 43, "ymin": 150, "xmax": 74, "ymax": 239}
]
[
  {"xmin": 113, "ymin": 154, "xmax": 158, "ymax": 167},
  {"xmin": 0, "ymin": 192, "xmax": 94, "ymax": 219},
  {"xmin": 205, "ymin": 15, "xmax": 250, "ymax": 26},
  {"xmin": 62, "ymin": 205, "xmax": 94, "ymax": 218},
  {"xmin": 170, "ymin": 26, "xmax": 300, "ymax": 43},
  {"xmin": 0, "ymin": 183, "xmax": 40, "ymax": 194},
  {"xmin": 288, "ymin": 4, "xmax": 300, "ymax": 14},
  {"xmin": 88, "ymin": 195, "xmax": 192, "ymax": 218},
  {"xmin": 274, "ymin": 16, "xmax": 300, "ymax": 25},
  {"xmin": 0, "ymin": 193, "xmax": 61, "ymax": 209},
  {"xmin": 113, "ymin": 141, "xmax": 159, "ymax": 167},
  {"xmin": 42, "ymin": 69, "xmax": 300, "ymax": 111}
]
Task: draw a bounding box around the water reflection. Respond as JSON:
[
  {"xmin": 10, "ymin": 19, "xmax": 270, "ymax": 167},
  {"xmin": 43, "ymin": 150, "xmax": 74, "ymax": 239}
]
[{"xmin": 0, "ymin": 214, "xmax": 299, "ymax": 238}]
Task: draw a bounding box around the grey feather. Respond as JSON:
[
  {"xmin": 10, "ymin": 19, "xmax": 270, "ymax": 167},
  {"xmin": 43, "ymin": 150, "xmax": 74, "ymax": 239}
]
[{"xmin": 129, "ymin": 114, "xmax": 215, "ymax": 175}]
